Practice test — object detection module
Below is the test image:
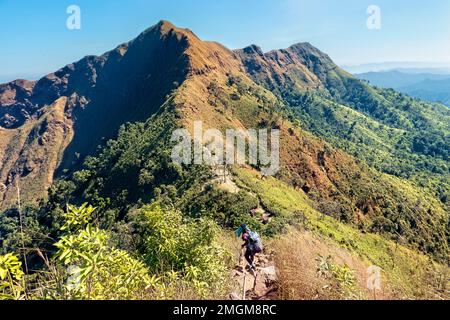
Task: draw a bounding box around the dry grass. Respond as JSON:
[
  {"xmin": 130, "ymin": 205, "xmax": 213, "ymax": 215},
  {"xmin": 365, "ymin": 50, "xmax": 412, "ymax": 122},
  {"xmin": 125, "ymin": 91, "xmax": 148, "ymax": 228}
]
[
  {"xmin": 270, "ymin": 228, "xmax": 395, "ymax": 300},
  {"xmin": 235, "ymin": 167, "xmax": 449, "ymax": 300}
]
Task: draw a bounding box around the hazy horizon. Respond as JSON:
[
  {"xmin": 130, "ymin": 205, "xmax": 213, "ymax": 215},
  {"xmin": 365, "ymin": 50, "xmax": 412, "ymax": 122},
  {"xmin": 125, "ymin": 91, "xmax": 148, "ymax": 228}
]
[{"xmin": 4, "ymin": 62, "xmax": 450, "ymax": 85}]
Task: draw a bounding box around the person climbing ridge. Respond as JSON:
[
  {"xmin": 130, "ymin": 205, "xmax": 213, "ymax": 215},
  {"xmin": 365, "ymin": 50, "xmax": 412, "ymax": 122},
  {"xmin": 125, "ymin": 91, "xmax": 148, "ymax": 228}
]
[{"xmin": 235, "ymin": 224, "xmax": 263, "ymax": 272}]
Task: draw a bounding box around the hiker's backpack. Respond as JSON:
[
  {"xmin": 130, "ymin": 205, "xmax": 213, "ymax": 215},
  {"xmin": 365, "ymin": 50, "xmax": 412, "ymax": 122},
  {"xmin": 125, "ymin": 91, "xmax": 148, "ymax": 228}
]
[{"xmin": 248, "ymin": 231, "xmax": 263, "ymax": 252}]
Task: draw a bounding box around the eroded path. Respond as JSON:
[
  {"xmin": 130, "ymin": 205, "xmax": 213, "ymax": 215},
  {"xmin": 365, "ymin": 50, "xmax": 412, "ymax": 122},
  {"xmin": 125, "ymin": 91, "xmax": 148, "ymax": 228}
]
[{"xmin": 229, "ymin": 249, "xmax": 278, "ymax": 300}]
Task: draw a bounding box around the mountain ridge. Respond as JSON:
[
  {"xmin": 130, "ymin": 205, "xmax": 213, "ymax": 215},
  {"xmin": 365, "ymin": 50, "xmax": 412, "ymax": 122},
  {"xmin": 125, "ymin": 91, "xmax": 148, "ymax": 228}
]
[
  {"xmin": 0, "ymin": 20, "xmax": 195, "ymax": 206},
  {"xmin": 0, "ymin": 20, "xmax": 448, "ymax": 263}
]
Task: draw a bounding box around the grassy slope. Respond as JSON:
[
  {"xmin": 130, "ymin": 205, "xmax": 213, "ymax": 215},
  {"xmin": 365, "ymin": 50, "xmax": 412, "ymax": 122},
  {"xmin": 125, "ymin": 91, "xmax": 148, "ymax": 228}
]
[{"xmin": 234, "ymin": 167, "xmax": 448, "ymax": 299}]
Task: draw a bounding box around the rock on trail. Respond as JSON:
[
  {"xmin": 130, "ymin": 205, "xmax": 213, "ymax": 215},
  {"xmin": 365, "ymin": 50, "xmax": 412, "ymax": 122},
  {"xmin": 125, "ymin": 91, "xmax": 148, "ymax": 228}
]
[{"xmin": 230, "ymin": 250, "xmax": 278, "ymax": 300}]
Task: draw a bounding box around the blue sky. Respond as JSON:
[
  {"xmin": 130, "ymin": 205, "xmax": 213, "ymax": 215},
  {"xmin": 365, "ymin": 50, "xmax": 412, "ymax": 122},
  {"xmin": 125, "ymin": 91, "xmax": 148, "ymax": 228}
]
[{"xmin": 1, "ymin": 0, "xmax": 449, "ymax": 82}]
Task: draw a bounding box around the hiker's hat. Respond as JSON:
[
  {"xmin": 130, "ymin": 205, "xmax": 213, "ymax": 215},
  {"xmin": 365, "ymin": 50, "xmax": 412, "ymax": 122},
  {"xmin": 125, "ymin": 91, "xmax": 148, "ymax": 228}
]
[{"xmin": 235, "ymin": 224, "xmax": 248, "ymax": 237}]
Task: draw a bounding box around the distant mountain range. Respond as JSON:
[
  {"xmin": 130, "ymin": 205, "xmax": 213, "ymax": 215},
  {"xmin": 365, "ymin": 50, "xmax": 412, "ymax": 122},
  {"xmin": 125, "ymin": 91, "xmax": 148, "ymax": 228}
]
[
  {"xmin": 342, "ymin": 62, "xmax": 450, "ymax": 74},
  {"xmin": 356, "ymin": 70, "xmax": 450, "ymax": 107}
]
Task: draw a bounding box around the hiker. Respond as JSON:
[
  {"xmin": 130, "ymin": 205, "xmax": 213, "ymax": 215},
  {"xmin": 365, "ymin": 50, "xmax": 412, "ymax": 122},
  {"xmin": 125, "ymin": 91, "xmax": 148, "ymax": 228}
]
[{"xmin": 235, "ymin": 224, "xmax": 263, "ymax": 271}]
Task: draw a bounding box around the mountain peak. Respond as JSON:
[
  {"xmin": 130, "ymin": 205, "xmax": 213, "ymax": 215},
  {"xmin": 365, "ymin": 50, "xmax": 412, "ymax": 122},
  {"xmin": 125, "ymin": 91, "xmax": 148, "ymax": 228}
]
[
  {"xmin": 140, "ymin": 20, "xmax": 198, "ymax": 41},
  {"xmin": 288, "ymin": 41, "xmax": 314, "ymax": 49},
  {"xmin": 157, "ymin": 19, "xmax": 176, "ymax": 30},
  {"xmin": 242, "ymin": 44, "xmax": 264, "ymax": 56},
  {"xmin": 153, "ymin": 20, "xmax": 185, "ymax": 36},
  {"xmin": 287, "ymin": 42, "xmax": 328, "ymax": 57},
  {"xmin": 137, "ymin": 20, "xmax": 175, "ymax": 37}
]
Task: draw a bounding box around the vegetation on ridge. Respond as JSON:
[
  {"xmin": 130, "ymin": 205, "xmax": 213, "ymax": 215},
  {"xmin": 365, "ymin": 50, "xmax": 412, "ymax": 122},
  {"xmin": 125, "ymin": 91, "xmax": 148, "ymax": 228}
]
[{"xmin": 1, "ymin": 20, "xmax": 448, "ymax": 300}]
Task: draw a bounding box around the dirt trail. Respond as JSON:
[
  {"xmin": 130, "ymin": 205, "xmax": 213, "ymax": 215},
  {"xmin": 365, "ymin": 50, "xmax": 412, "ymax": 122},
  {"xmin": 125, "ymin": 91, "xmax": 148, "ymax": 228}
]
[
  {"xmin": 217, "ymin": 170, "xmax": 278, "ymax": 300},
  {"xmin": 229, "ymin": 249, "xmax": 278, "ymax": 300},
  {"xmin": 211, "ymin": 165, "xmax": 240, "ymax": 193}
]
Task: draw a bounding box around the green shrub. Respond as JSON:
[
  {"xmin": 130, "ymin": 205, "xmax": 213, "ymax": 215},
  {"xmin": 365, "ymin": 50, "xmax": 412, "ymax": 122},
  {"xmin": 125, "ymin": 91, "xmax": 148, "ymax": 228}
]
[
  {"xmin": 133, "ymin": 203, "xmax": 231, "ymax": 298},
  {"xmin": 0, "ymin": 253, "xmax": 25, "ymax": 300}
]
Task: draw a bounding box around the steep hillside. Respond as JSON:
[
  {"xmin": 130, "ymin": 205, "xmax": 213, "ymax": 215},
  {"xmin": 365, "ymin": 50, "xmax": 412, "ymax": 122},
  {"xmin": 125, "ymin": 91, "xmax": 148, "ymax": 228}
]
[
  {"xmin": 0, "ymin": 21, "xmax": 192, "ymax": 208},
  {"xmin": 235, "ymin": 43, "xmax": 449, "ymax": 260},
  {"xmin": 2, "ymin": 20, "xmax": 448, "ymax": 259},
  {"xmin": 0, "ymin": 21, "xmax": 448, "ymax": 300},
  {"xmin": 0, "ymin": 97, "xmax": 73, "ymax": 207},
  {"xmin": 235, "ymin": 42, "xmax": 353, "ymax": 93},
  {"xmin": 400, "ymin": 78, "xmax": 450, "ymax": 107},
  {"xmin": 235, "ymin": 168, "xmax": 448, "ymax": 299}
]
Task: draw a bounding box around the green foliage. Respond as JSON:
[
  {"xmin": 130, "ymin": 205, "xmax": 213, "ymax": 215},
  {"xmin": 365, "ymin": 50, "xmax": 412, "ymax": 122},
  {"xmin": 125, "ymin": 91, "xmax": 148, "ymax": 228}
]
[
  {"xmin": 25, "ymin": 203, "xmax": 156, "ymax": 300},
  {"xmin": 52, "ymin": 225, "xmax": 156, "ymax": 300},
  {"xmin": 16, "ymin": 202, "xmax": 232, "ymax": 300},
  {"xmin": 182, "ymin": 185, "xmax": 260, "ymax": 229},
  {"xmin": 0, "ymin": 206, "xmax": 50, "ymax": 259},
  {"xmin": 316, "ymin": 255, "xmax": 361, "ymax": 299},
  {"xmin": 131, "ymin": 203, "xmax": 231, "ymax": 298},
  {"xmin": 283, "ymin": 88, "xmax": 449, "ymax": 179},
  {"xmin": 60, "ymin": 203, "xmax": 96, "ymax": 231},
  {"xmin": 277, "ymin": 86, "xmax": 449, "ymax": 260},
  {"xmin": 0, "ymin": 253, "xmax": 25, "ymax": 300}
]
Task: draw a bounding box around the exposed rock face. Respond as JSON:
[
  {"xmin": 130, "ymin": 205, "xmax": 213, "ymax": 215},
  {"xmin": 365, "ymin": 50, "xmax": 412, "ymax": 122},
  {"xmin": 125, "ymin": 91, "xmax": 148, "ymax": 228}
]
[
  {"xmin": 0, "ymin": 21, "xmax": 193, "ymax": 208},
  {"xmin": 0, "ymin": 97, "xmax": 74, "ymax": 207},
  {"xmin": 254, "ymin": 266, "xmax": 277, "ymax": 298},
  {"xmin": 235, "ymin": 42, "xmax": 355, "ymax": 98},
  {"xmin": 0, "ymin": 79, "xmax": 36, "ymax": 129}
]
